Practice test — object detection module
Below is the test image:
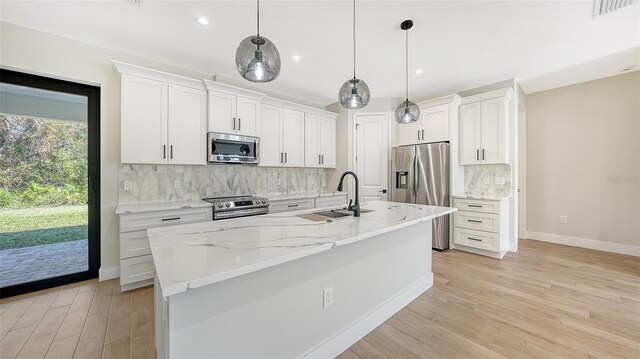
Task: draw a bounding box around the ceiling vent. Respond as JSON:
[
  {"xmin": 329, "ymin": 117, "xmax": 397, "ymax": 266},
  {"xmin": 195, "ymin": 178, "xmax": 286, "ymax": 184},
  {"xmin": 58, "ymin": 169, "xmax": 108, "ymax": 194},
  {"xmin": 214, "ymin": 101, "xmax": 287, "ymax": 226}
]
[{"xmin": 593, "ymin": 0, "xmax": 637, "ymax": 17}]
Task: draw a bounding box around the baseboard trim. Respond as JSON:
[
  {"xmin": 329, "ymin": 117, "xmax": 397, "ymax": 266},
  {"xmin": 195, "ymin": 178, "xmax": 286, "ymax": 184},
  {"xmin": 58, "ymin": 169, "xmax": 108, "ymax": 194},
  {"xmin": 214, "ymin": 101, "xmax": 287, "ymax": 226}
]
[
  {"xmin": 304, "ymin": 273, "xmax": 434, "ymax": 358},
  {"xmin": 526, "ymin": 231, "xmax": 640, "ymax": 257},
  {"xmin": 98, "ymin": 265, "xmax": 120, "ymax": 281}
]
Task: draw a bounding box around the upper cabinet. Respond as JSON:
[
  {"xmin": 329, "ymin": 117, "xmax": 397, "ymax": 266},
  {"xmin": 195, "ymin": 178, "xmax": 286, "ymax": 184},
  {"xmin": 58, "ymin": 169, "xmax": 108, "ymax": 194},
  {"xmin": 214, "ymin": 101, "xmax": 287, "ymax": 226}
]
[
  {"xmin": 459, "ymin": 88, "xmax": 512, "ymax": 165},
  {"xmin": 204, "ymin": 80, "xmax": 265, "ymax": 137},
  {"xmin": 397, "ymin": 95, "xmax": 461, "ymax": 147},
  {"xmin": 305, "ymin": 114, "xmax": 336, "ymax": 168},
  {"xmin": 259, "ymin": 104, "xmax": 305, "ymax": 167},
  {"xmin": 115, "ymin": 62, "xmax": 206, "ymax": 165}
]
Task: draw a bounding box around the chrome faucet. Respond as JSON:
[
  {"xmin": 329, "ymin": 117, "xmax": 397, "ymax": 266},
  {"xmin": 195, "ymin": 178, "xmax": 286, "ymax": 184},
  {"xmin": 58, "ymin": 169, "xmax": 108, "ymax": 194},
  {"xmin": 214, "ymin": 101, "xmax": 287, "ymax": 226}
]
[{"xmin": 337, "ymin": 171, "xmax": 360, "ymax": 217}]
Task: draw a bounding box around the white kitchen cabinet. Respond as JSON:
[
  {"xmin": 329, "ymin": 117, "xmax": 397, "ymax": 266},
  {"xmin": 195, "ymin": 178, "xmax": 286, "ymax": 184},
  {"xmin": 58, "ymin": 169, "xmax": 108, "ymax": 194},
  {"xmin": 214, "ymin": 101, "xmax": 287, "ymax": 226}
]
[
  {"xmin": 269, "ymin": 198, "xmax": 316, "ymax": 214},
  {"xmin": 459, "ymin": 90, "xmax": 511, "ymax": 165},
  {"xmin": 315, "ymin": 194, "xmax": 348, "ymax": 208},
  {"xmin": 398, "ymin": 103, "xmax": 451, "ymax": 146},
  {"xmin": 208, "ymin": 91, "xmax": 260, "ymax": 137},
  {"xmin": 305, "ymin": 114, "xmax": 336, "ymax": 168},
  {"xmin": 204, "ymin": 81, "xmax": 266, "ymax": 138},
  {"xmin": 118, "ymin": 206, "xmax": 212, "ymax": 291},
  {"xmin": 452, "ymin": 197, "xmax": 509, "ymax": 258},
  {"xmin": 259, "ymin": 105, "xmax": 305, "ymax": 167},
  {"xmin": 115, "ymin": 62, "xmax": 206, "ymax": 165}
]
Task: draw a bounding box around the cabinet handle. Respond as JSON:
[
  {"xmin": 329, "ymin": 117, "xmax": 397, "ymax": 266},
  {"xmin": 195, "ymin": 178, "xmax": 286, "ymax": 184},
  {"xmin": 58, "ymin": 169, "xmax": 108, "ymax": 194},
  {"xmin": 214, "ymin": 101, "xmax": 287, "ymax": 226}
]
[
  {"xmin": 238, "ymin": 118, "xmax": 241, "ymax": 131},
  {"xmin": 162, "ymin": 217, "xmax": 180, "ymax": 222},
  {"xmin": 418, "ymin": 130, "xmax": 421, "ymax": 141},
  {"xmin": 318, "ymin": 155, "xmax": 321, "ymax": 164},
  {"xmin": 170, "ymin": 145, "xmax": 173, "ymax": 159},
  {"xmin": 476, "ymin": 149, "xmax": 479, "ymax": 161},
  {"xmin": 287, "ymin": 204, "xmax": 299, "ymax": 208},
  {"xmin": 482, "ymin": 149, "xmax": 485, "ymax": 160},
  {"xmin": 233, "ymin": 117, "xmax": 236, "ymax": 130},
  {"xmin": 468, "ymin": 237, "xmax": 482, "ymax": 241},
  {"xmin": 421, "ymin": 129, "xmax": 424, "ymax": 140},
  {"xmin": 468, "ymin": 219, "xmax": 483, "ymax": 223},
  {"xmin": 468, "ymin": 204, "xmax": 482, "ymax": 208},
  {"xmin": 285, "ymin": 152, "xmax": 288, "ymax": 163},
  {"xmin": 322, "ymin": 155, "xmax": 324, "ymax": 164},
  {"xmin": 280, "ymin": 152, "xmax": 283, "ymax": 163},
  {"xmin": 163, "ymin": 145, "xmax": 166, "ymax": 159}
]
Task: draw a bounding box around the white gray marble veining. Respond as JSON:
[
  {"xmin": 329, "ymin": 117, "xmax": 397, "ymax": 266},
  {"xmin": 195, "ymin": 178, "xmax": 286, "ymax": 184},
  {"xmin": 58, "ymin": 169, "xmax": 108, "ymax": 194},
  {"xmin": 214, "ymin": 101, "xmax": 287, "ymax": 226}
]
[
  {"xmin": 118, "ymin": 164, "xmax": 327, "ymax": 205},
  {"xmin": 464, "ymin": 164, "xmax": 512, "ymax": 197}
]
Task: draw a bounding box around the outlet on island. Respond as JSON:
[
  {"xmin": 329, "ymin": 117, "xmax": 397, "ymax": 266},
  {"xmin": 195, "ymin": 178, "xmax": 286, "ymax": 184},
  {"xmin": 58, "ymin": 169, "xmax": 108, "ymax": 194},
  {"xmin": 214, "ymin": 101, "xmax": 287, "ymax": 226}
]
[
  {"xmin": 560, "ymin": 215, "xmax": 568, "ymax": 224},
  {"xmin": 323, "ymin": 287, "xmax": 334, "ymax": 308}
]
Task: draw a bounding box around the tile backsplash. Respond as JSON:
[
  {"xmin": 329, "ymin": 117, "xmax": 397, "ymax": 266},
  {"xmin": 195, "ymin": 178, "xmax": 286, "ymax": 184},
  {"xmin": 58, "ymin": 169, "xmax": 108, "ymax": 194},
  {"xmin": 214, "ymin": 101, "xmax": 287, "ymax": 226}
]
[
  {"xmin": 118, "ymin": 164, "xmax": 327, "ymax": 204},
  {"xmin": 464, "ymin": 164, "xmax": 512, "ymax": 197}
]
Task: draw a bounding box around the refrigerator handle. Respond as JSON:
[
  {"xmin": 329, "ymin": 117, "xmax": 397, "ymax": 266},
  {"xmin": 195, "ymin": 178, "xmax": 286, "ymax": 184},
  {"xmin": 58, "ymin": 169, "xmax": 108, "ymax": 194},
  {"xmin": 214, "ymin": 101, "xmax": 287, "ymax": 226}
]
[{"xmin": 413, "ymin": 151, "xmax": 418, "ymax": 202}]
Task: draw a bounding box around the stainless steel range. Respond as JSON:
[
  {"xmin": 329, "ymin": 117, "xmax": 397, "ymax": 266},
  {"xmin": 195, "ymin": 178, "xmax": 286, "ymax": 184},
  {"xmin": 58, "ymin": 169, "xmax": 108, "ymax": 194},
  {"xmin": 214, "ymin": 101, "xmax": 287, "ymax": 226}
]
[{"xmin": 202, "ymin": 195, "xmax": 270, "ymax": 220}]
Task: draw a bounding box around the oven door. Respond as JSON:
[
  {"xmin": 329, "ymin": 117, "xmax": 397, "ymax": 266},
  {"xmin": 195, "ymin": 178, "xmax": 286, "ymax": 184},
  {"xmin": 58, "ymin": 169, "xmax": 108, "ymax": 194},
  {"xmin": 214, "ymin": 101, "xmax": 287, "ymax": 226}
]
[{"xmin": 208, "ymin": 132, "xmax": 259, "ymax": 164}]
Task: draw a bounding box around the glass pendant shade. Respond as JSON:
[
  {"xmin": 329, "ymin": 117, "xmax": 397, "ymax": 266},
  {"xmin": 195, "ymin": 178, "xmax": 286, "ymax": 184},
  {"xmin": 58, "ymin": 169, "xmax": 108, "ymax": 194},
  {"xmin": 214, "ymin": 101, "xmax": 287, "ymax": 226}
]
[
  {"xmin": 395, "ymin": 100, "xmax": 420, "ymax": 124},
  {"xmin": 236, "ymin": 35, "xmax": 280, "ymax": 83},
  {"xmin": 339, "ymin": 78, "xmax": 370, "ymax": 109}
]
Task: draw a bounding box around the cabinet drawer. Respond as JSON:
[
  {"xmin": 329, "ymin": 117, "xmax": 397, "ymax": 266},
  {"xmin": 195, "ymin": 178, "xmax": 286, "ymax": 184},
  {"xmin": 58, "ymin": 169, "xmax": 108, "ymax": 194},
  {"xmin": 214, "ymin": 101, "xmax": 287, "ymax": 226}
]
[
  {"xmin": 269, "ymin": 198, "xmax": 315, "ymax": 214},
  {"xmin": 315, "ymin": 195, "xmax": 348, "ymax": 209},
  {"xmin": 120, "ymin": 255, "xmax": 155, "ymax": 286},
  {"xmin": 120, "ymin": 207, "xmax": 212, "ymax": 233},
  {"xmin": 453, "ymin": 198, "xmax": 500, "ymax": 214},
  {"xmin": 453, "ymin": 228, "xmax": 500, "ymax": 252},
  {"xmin": 120, "ymin": 230, "xmax": 150, "ymax": 259},
  {"xmin": 454, "ymin": 211, "xmax": 500, "ymax": 233}
]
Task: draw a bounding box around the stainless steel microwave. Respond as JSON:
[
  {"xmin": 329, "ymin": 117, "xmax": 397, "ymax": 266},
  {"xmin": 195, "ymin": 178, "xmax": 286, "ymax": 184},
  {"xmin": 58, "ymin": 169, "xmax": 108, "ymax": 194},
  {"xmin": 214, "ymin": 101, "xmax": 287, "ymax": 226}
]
[{"xmin": 207, "ymin": 132, "xmax": 260, "ymax": 164}]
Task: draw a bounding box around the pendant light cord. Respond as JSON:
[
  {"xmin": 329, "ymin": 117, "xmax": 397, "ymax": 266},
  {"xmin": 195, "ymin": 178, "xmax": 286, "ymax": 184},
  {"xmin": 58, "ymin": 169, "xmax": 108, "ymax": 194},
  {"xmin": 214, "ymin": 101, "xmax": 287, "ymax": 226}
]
[
  {"xmin": 257, "ymin": 0, "xmax": 260, "ymax": 36},
  {"xmin": 405, "ymin": 27, "xmax": 409, "ymax": 102},
  {"xmin": 353, "ymin": 0, "xmax": 356, "ymax": 79}
]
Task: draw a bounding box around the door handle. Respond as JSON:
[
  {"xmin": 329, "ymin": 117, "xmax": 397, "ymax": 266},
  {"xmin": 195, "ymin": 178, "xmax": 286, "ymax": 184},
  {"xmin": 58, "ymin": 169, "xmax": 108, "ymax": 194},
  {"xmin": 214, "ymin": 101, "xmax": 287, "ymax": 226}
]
[
  {"xmin": 418, "ymin": 130, "xmax": 420, "ymax": 141},
  {"xmin": 319, "ymin": 154, "xmax": 321, "ymax": 165},
  {"xmin": 285, "ymin": 153, "xmax": 288, "ymax": 163},
  {"xmin": 321, "ymin": 155, "xmax": 324, "ymax": 164},
  {"xmin": 280, "ymin": 152, "xmax": 283, "ymax": 163},
  {"xmin": 238, "ymin": 118, "xmax": 241, "ymax": 131},
  {"xmin": 233, "ymin": 117, "xmax": 236, "ymax": 130},
  {"xmin": 421, "ymin": 129, "xmax": 424, "ymax": 140},
  {"xmin": 476, "ymin": 149, "xmax": 479, "ymax": 161},
  {"xmin": 170, "ymin": 145, "xmax": 173, "ymax": 159},
  {"xmin": 482, "ymin": 149, "xmax": 485, "ymax": 160},
  {"xmin": 163, "ymin": 145, "xmax": 166, "ymax": 159},
  {"xmin": 379, "ymin": 189, "xmax": 387, "ymax": 194}
]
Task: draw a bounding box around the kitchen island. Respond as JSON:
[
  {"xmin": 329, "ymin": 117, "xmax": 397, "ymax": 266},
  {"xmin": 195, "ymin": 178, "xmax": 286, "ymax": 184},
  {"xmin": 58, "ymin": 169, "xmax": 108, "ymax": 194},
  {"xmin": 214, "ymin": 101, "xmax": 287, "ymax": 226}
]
[{"xmin": 148, "ymin": 201, "xmax": 455, "ymax": 358}]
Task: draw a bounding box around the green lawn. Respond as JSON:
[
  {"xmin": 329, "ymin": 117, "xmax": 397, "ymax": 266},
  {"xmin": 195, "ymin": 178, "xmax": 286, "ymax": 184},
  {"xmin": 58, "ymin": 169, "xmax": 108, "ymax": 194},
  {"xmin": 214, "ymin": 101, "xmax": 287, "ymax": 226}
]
[{"xmin": 0, "ymin": 206, "xmax": 88, "ymax": 250}]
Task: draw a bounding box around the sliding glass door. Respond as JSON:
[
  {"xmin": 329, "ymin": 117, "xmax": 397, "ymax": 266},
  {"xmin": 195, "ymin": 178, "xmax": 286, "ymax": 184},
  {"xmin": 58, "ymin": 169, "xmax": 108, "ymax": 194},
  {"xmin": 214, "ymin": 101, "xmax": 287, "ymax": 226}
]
[{"xmin": 0, "ymin": 69, "xmax": 100, "ymax": 298}]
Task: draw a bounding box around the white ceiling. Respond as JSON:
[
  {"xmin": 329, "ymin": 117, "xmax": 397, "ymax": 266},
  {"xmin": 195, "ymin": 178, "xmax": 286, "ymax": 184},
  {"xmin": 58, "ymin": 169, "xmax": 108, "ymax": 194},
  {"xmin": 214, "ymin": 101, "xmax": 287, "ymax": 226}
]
[{"xmin": 1, "ymin": 0, "xmax": 638, "ymax": 107}]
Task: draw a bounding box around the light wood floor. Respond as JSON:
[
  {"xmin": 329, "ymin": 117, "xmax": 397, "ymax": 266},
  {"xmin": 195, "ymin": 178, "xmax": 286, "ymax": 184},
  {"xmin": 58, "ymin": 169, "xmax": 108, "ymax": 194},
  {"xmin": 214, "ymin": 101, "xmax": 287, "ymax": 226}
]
[{"xmin": 1, "ymin": 239, "xmax": 638, "ymax": 358}]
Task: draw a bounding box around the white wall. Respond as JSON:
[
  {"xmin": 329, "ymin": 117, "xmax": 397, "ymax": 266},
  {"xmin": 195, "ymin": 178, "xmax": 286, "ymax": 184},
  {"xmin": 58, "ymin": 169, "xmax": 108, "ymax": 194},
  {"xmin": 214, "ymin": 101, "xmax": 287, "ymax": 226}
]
[
  {"xmin": 0, "ymin": 22, "xmax": 210, "ymax": 279},
  {"xmin": 526, "ymin": 71, "xmax": 640, "ymax": 254}
]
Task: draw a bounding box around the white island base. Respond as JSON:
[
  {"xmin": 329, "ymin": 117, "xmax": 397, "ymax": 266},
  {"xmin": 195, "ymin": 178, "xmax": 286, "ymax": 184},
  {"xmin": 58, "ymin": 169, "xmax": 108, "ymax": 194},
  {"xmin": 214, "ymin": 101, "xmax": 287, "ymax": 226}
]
[{"xmin": 150, "ymin": 202, "xmax": 454, "ymax": 358}]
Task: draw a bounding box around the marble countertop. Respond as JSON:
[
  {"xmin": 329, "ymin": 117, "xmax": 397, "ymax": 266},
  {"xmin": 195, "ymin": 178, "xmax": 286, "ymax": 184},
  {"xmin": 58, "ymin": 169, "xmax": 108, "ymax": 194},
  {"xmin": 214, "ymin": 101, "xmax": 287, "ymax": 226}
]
[
  {"xmin": 452, "ymin": 194, "xmax": 513, "ymax": 201},
  {"xmin": 115, "ymin": 200, "xmax": 213, "ymax": 215},
  {"xmin": 148, "ymin": 201, "xmax": 456, "ymax": 297}
]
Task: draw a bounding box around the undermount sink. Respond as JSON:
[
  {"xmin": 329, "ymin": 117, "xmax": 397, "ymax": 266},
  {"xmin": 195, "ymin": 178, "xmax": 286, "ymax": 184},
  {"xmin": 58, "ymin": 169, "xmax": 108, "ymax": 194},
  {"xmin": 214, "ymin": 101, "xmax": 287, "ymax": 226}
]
[{"xmin": 296, "ymin": 208, "xmax": 376, "ymax": 221}]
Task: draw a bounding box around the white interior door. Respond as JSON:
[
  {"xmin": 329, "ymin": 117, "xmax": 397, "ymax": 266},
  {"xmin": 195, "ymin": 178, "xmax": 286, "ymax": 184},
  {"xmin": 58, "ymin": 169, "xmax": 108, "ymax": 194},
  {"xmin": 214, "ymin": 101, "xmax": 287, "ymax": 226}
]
[{"xmin": 355, "ymin": 113, "xmax": 390, "ymax": 202}]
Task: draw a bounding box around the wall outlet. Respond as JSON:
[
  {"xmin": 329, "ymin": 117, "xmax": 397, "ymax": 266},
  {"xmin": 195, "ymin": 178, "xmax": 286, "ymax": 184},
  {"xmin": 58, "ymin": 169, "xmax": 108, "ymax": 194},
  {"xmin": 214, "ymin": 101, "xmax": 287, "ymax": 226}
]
[
  {"xmin": 560, "ymin": 215, "xmax": 568, "ymax": 224},
  {"xmin": 495, "ymin": 177, "xmax": 506, "ymax": 185},
  {"xmin": 276, "ymin": 177, "xmax": 282, "ymax": 186},
  {"xmin": 123, "ymin": 180, "xmax": 133, "ymax": 191},
  {"xmin": 323, "ymin": 287, "xmax": 334, "ymax": 308},
  {"xmin": 174, "ymin": 180, "xmax": 182, "ymax": 189},
  {"xmin": 483, "ymin": 177, "xmax": 490, "ymax": 185}
]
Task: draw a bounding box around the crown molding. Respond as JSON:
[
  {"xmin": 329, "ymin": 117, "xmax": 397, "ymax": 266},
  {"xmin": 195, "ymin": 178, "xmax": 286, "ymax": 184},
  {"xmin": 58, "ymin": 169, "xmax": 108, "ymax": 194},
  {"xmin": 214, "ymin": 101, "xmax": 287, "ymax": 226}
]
[
  {"xmin": 417, "ymin": 94, "xmax": 462, "ymax": 108},
  {"xmin": 112, "ymin": 60, "xmax": 204, "ymax": 90},
  {"xmin": 262, "ymin": 96, "xmax": 337, "ymax": 118},
  {"xmin": 202, "ymin": 79, "xmax": 267, "ymax": 101},
  {"xmin": 460, "ymin": 87, "xmax": 514, "ymax": 105}
]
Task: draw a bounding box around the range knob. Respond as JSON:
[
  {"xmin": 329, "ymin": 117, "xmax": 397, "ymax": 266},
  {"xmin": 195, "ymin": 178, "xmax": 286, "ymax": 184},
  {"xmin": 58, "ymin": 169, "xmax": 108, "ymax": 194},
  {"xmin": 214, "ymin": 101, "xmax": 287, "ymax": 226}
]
[
  {"xmin": 225, "ymin": 202, "xmax": 231, "ymax": 208},
  {"xmin": 217, "ymin": 203, "xmax": 223, "ymax": 208},
  {"xmin": 262, "ymin": 199, "xmax": 267, "ymax": 204},
  {"xmin": 254, "ymin": 200, "xmax": 260, "ymax": 205}
]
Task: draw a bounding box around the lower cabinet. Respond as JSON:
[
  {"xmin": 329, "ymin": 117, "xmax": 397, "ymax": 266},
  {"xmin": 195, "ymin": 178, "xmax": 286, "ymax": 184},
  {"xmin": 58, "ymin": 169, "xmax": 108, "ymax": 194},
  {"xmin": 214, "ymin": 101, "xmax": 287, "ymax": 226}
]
[
  {"xmin": 315, "ymin": 194, "xmax": 348, "ymax": 208},
  {"xmin": 268, "ymin": 194, "xmax": 348, "ymax": 214},
  {"xmin": 452, "ymin": 197, "xmax": 508, "ymax": 258},
  {"xmin": 118, "ymin": 206, "xmax": 212, "ymax": 291}
]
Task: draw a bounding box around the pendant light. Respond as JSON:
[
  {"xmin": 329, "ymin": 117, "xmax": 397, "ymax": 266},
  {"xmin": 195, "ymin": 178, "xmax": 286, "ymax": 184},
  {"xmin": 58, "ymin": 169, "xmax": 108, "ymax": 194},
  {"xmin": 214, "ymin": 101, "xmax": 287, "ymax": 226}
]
[
  {"xmin": 235, "ymin": 0, "xmax": 280, "ymax": 83},
  {"xmin": 338, "ymin": 0, "xmax": 370, "ymax": 109},
  {"xmin": 395, "ymin": 20, "xmax": 420, "ymax": 124}
]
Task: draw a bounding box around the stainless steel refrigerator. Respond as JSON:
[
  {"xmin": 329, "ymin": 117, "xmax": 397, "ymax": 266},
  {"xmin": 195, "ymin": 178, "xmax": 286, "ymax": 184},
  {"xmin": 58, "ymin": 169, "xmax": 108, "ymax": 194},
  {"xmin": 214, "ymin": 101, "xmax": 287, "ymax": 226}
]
[{"xmin": 391, "ymin": 142, "xmax": 450, "ymax": 250}]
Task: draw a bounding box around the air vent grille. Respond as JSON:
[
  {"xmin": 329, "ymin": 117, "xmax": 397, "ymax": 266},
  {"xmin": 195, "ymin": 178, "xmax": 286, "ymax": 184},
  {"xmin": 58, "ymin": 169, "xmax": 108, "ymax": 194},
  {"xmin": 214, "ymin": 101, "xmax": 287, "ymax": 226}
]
[{"xmin": 594, "ymin": 0, "xmax": 637, "ymax": 17}]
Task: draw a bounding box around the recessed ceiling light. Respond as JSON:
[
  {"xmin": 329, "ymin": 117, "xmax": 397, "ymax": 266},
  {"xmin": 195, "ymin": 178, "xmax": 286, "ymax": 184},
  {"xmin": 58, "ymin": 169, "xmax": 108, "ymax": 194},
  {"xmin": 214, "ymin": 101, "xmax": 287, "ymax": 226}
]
[
  {"xmin": 415, "ymin": 69, "xmax": 424, "ymax": 74},
  {"xmin": 198, "ymin": 17, "xmax": 209, "ymax": 26},
  {"xmin": 292, "ymin": 55, "xmax": 301, "ymax": 61},
  {"xmin": 619, "ymin": 65, "xmax": 635, "ymax": 73}
]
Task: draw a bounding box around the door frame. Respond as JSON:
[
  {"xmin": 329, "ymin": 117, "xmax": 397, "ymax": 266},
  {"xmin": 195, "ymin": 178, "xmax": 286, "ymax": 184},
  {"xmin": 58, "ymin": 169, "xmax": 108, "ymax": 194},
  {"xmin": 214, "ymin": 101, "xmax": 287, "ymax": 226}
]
[
  {"xmin": 0, "ymin": 69, "xmax": 100, "ymax": 298},
  {"xmin": 352, "ymin": 112, "xmax": 393, "ymax": 202},
  {"xmin": 518, "ymin": 105, "xmax": 527, "ymax": 239}
]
